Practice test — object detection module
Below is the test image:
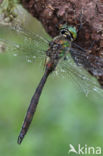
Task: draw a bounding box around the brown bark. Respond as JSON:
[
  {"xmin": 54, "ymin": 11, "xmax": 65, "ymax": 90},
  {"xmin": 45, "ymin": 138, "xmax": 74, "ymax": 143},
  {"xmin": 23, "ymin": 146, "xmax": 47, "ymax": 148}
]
[
  {"xmin": 0, "ymin": 0, "xmax": 3, "ymax": 4},
  {"xmin": 21, "ymin": 0, "xmax": 103, "ymax": 86}
]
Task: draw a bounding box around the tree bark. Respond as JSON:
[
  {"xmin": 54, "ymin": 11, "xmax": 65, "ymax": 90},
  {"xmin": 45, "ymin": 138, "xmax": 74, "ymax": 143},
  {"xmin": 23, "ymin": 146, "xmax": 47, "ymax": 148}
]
[{"xmin": 21, "ymin": 0, "xmax": 103, "ymax": 86}]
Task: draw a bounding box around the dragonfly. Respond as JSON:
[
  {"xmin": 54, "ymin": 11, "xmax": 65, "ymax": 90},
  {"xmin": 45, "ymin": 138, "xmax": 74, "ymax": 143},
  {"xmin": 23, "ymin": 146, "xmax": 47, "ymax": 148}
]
[{"xmin": 0, "ymin": 23, "xmax": 103, "ymax": 144}]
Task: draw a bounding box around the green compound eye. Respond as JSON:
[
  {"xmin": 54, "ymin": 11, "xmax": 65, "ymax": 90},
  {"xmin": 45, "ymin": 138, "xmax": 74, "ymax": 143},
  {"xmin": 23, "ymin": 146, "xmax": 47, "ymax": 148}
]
[
  {"xmin": 59, "ymin": 24, "xmax": 77, "ymax": 40},
  {"xmin": 68, "ymin": 26, "xmax": 77, "ymax": 40}
]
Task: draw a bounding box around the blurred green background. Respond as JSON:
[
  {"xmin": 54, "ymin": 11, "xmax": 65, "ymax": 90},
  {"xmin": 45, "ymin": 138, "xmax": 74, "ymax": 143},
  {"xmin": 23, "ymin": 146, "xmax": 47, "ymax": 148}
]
[{"xmin": 0, "ymin": 3, "xmax": 103, "ymax": 156}]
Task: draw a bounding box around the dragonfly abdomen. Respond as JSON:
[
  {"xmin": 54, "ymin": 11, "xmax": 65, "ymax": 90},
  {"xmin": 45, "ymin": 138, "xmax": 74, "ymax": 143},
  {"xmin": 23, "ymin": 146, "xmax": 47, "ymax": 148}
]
[{"xmin": 17, "ymin": 68, "xmax": 51, "ymax": 144}]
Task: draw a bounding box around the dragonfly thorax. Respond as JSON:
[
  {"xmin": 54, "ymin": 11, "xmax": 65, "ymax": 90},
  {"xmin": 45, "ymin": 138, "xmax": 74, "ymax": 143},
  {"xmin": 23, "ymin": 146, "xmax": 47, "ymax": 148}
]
[
  {"xmin": 45, "ymin": 25, "xmax": 77, "ymax": 72},
  {"xmin": 45, "ymin": 35, "xmax": 71, "ymax": 72}
]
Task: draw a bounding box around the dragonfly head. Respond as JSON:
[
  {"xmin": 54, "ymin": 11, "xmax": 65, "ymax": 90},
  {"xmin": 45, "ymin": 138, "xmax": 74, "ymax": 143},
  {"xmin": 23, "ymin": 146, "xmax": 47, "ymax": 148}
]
[{"xmin": 59, "ymin": 24, "xmax": 77, "ymax": 41}]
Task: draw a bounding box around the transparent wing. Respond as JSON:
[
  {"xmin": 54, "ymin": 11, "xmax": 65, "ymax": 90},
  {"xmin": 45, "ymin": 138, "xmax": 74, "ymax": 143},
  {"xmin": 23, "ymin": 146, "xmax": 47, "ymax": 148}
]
[
  {"xmin": 58, "ymin": 53, "xmax": 103, "ymax": 96},
  {"xmin": 70, "ymin": 45, "xmax": 103, "ymax": 76},
  {"xmin": 0, "ymin": 25, "xmax": 51, "ymax": 61},
  {"xmin": 11, "ymin": 25, "xmax": 50, "ymax": 46}
]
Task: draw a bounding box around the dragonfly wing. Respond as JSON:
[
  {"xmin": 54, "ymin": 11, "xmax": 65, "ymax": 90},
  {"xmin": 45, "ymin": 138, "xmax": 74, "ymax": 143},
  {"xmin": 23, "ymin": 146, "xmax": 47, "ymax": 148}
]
[
  {"xmin": 0, "ymin": 25, "xmax": 50, "ymax": 60},
  {"xmin": 12, "ymin": 26, "xmax": 50, "ymax": 46},
  {"xmin": 58, "ymin": 54, "xmax": 102, "ymax": 95},
  {"xmin": 70, "ymin": 47, "xmax": 103, "ymax": 76}
]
